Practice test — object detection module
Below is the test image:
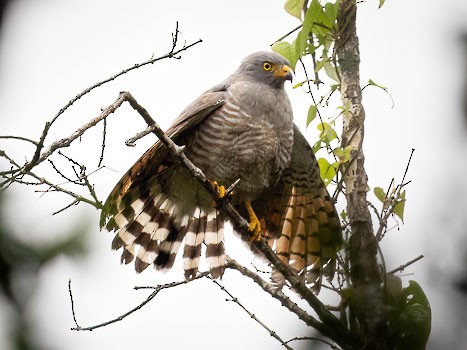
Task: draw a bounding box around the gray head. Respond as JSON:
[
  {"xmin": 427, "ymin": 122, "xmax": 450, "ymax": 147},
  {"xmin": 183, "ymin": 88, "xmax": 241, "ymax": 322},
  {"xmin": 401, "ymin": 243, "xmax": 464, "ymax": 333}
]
[{"xmin": 235, "ymin": 51, "xmax": 293, "ymax": 89}]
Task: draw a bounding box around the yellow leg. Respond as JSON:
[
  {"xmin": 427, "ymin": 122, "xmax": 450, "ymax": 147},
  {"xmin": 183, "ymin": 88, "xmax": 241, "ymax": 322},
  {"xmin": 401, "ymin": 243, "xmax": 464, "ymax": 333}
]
[
  {"xmin": 245, "ymin": 200, "xmax": 261, "ymax": 242},
  {"xmin": 211, "ymin": 181, "xmax": 226, "ymax": 198}
]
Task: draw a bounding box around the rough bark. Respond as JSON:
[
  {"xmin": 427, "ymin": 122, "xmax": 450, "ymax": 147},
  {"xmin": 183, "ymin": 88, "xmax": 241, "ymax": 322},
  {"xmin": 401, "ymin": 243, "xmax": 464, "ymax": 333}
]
[{"xmin": 336, "ymin": 1, "xmax": 388, "ymax": 348}]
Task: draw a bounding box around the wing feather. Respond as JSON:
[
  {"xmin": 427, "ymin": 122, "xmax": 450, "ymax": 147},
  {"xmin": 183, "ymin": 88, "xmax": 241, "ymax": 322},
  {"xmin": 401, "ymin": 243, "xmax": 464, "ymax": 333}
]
[
  {"xmin": 100, "ymin": 90, "xmax": 226, "ymax": 228},
  {"xmin": 255, "ymin": 125, "xmax": 342, "ymax": 291}
]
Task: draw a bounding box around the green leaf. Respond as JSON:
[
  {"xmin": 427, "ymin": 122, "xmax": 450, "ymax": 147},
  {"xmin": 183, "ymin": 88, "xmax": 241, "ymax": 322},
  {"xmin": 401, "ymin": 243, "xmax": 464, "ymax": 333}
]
[
  {"xmin": 296, "ymin": 0, "xmax": 336, "ymax": 57},
  {"xmin": 394, "ymin": 190, "xmax": 406, "ymax": 222},
  {"xmin": 303, "ymin": 0, "xmax": 330, "ymax": 37},
  {"xmin": 374, "ymin": 187, "xmax": 386, "ymax": 203},
  {"xmin": 379, "ymin": 0, "xmax": 386, "ymax": 8},
  {"xmin": 318, "ymin": 157, "xmax": 336, "ymax": 185},
  {"xmin": 315, "ymin": 59, "xmax": 325, "ymax": 72},
  {"xmin": 324, "ymin": 1, "xmax": 339, "ymax": 25},
  {"xmin": 333, "ymin": 145, "xmax": 351, "ymax": 163},
  {"xmin": 312, "ymin": 139, "xmax": 322, "ymax": 153},
  {"xmin": 395, "ymin": 281, "xmax": 431, "ymax": 350},
  {"xmin": 284, "ymin": 0, "xmax": 305, "ymax": 20},
  {"xmin": 306, "ymin": 105, "xmax": 317, "ymax": 126},
  {"xmin": 317, "ymin": 122, "xmax": 337, "ymax": 143},
  {"xmin": 324, "ymin": 60, "xmax": 339, "ymax": 82},
  {"xmin": 292, "ymin": 80, "xmax": 306, "ymax": 89},
  {"xmin": 271, "ymin": 41, "xmax": 299, "ymax": 69},
  {"xmin": 368, "ymin": 79, "xmax": 388, "ymax": 91},
  {"xmin": 302, "ymin": 0, "xmax": 320, "ymax": 29},
  {"xmin": 340, "ymin": 210, "xmax": 347, "ymax": 221},
  {"xmin": 294, "ymin": 28, "xmax": 309, "ymax": 57},
  {"xmin": 367, "ymin": 79, "xmax": 394, "ymax": 108}
]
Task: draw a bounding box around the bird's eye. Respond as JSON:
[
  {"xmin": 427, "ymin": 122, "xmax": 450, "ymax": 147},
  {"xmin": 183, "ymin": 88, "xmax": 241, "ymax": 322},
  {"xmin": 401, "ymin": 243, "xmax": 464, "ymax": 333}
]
[{"xmin": 263, "ymin": 62, "xmax": 273, "ymax": 71}]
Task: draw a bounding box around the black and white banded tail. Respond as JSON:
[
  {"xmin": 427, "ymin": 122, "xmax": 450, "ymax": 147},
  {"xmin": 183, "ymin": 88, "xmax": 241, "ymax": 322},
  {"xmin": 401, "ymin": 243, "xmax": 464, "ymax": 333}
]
[{"xmin": 109, "ymin": 192, "xmax": 226, "ymax": 279}]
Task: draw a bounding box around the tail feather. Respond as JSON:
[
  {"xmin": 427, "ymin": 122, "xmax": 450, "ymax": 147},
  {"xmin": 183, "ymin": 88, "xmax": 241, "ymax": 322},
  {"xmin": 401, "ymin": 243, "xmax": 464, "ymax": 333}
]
[
  {"xmin": 183, "ymin": 208, "xmax": 206, "ymax": 279},
  {"xmin": 153, "ymin": 215, "xmax": 189, "ymax": 270},
  {"xmin": 289, "ymin": 193, "xmax": 307, "ymax": 272},
  {"xmin": 204, "ymin": 211, "xmax": 226, "ymax": 279},
  {"xmin": 268, "ymin": 185, "xmax": 340, "ymax": 293},
  {"xmin": 109, "ymin": 192, "xmax": 227, "ymax": 279}
]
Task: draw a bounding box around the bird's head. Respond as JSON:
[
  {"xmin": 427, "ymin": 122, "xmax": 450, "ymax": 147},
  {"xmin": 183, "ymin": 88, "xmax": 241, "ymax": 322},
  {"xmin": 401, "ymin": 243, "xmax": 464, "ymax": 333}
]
[{"xmin": 236, "ymin": 51, "xmax": 293, "ymax": 89}]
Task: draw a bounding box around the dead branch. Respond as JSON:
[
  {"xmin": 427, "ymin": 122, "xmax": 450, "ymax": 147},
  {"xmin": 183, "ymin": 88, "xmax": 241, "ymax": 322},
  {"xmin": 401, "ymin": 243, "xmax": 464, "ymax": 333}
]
[
  {"xmin": 284, "ymin": 336, "xmax": 342, "ymax": 350},
  {"xmin": 387, "ymin": 255, "xmax": 424, "ymax": 275},
  {"xmin": 226, "ymin": 259, "xmax": 323, "ymax": 330},
  {"xmin": 209, "ymin": 276, "xmax": 293, "ymax": 350},
  {"xmin": 0, "ymin": 23, "xmax": 203, "ymax": 215},
  {"xmin": 69, "ymin": 272, "xmax": 209, "ymax": 331},
  {"xmin": 23, "ymin": 22, "xmax": 201, "ymax": 173}
]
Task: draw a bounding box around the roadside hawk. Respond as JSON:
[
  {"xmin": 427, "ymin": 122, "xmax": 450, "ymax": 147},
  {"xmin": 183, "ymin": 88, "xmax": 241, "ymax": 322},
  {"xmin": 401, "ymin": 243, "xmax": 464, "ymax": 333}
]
[{"xmin": 100, "ymin": 51, "xmax": 342, "ymax": 290}]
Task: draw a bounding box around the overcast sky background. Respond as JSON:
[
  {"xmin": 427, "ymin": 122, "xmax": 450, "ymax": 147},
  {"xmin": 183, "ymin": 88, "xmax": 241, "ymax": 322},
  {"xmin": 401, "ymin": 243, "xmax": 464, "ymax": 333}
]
[{"xmin": 1, "ymin": 0, "xmax": 467, "ymax": 349}]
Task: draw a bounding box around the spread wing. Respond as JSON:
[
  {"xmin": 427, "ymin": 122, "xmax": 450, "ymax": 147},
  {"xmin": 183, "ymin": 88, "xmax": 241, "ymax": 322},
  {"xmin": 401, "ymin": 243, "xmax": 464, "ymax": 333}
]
[
  {"xmin": 100, "ymin": 90, "xmax": 226, "ymax": 231},
  {"xmin": 254, "ymin": 125, "xmax": 343, "ymax": 291}
]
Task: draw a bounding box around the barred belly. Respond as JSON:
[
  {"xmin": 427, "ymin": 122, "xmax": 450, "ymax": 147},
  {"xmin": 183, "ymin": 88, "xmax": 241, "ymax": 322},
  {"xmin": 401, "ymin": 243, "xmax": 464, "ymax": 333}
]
[{"xmin": 184, "ymin": 97, "xmax": 294, "ymax": 200}]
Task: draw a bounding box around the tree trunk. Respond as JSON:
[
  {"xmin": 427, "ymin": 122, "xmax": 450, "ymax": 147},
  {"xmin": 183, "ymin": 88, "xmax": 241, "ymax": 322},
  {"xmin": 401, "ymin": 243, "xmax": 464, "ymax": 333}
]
[{"xmin": 336, "ymin": 1, "xmax": 388, "ymax": 348}]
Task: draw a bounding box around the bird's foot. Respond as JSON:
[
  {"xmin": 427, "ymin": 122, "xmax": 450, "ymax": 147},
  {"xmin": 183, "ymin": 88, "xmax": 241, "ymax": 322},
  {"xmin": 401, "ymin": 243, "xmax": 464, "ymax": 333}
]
[
  {"xmin": 210, "ymin": 180, "xmax": 234, "ymax": 209},
  {"xmin": 211, "ymin": 180, "xmax": 227, "ymax": 198},
  {"xmin": 245, "ymin": 200, "xmax": 262, "ymax": 242}
]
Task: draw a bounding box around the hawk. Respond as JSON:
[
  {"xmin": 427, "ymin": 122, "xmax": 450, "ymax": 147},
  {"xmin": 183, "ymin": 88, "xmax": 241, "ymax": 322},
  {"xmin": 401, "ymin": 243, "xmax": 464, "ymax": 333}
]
[{"xmin": 100, "ymin": 51, "xmax": 342, "ymax": 289}]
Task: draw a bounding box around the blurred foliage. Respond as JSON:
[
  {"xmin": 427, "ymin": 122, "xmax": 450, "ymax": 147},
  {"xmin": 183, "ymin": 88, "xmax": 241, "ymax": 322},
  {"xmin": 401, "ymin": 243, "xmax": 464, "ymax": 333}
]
[
  {"xmin": 0, "ymin": 194, "xmax": 89, "ymax": 350},
  {"xmin": 386, "ymin": 276, "xmax": 431, "ymax": 350}
]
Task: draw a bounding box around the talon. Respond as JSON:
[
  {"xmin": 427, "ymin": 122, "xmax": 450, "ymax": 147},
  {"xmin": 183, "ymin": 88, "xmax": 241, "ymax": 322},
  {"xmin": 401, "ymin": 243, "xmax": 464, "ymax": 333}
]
[
  {"xmin": 211, "ymin": 181, "xmax": 226, "ymax": 199},
  {"xmin": 246, "ymin": 200, "xmax": 262, "ymax": 242}
]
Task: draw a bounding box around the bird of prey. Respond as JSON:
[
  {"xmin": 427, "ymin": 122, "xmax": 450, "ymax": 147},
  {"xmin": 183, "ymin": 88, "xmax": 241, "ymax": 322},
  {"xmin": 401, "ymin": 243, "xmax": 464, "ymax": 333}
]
[{"xmin": 100, "ymin": 51, "xmax": 342, "ymax": 289}]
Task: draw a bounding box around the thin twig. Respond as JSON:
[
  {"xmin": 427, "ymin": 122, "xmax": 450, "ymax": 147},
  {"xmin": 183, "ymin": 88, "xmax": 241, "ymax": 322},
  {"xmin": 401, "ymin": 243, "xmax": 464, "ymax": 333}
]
[
  {"xmin": 70, "ymin": 272, "xmax": 208, "ymax": 331},
  {"xmin": 0, "ymin": 149, "xmax": 22, "ymax": 180},
  {"xmin": 27, "ymin": 93, "xmax": 128, "ymax": 170},
  {"xmin": 387, "ymin": 255, "xmax": 424, "ymax": 275},
  {"xmin": 68, "ymin": 279, "xmax": 80, "ymax": 329},
  {"xmin": 24, "ymin": 22, "xmax": 202, "ymax": 172},
  {"xmin": 226, "ymin": 259, "xmax": 331, "ymax": 336},
  {"xmin": 31, "ymin": 171, "xmax": 102, "ymax": 209},
  {"xmin": 125, "ymin": 124, "xmax": 160, "ymax": 146},
  {"xmin": 210, "ymin": 277, "xmax": 293, "ymax": 350},
  {"xmin": 400, "ymin": 148, "xmax": 415, "ymax": 186},
  {"xmin": 98, "ymin": 117, "xmax": 107, "ymax": 167},
  {"xmin": 270, "ymin": 24, "xmax": 303, "ymax": 46},
  {"xmin": 53, "ymin": 200, "xmax": 79, "ymax": 216},
  {"xmin": 0, "ymin": 135, "xmax": 38, "ymax": 146},
  {"xmin": 47, "ymin": 159, "xmax": 83, "ymax": 186},
  {"xmin": 284, "ymin": 336, "xmax": 341, "ymax": 349}
]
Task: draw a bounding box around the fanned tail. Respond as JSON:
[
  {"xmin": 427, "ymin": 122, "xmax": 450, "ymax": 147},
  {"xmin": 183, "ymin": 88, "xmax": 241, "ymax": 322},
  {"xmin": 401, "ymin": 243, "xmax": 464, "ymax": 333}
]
[
  {"xmin": 183, "ymin": 209, "xmax": 226, "ymax": 279},
  {"xmin": 265, "ymin": 185, "xmax": 341, "ymax": 293},
  {"xmin": 109, "ymin": 192, "xmax": 226, "ymax": 279}
]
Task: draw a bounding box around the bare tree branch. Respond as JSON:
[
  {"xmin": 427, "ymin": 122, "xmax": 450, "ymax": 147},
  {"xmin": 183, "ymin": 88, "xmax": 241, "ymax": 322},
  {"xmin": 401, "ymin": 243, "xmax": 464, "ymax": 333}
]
[
  {"xmin": 69, "ymin": 272, "xmax": 209, "ymax": 331},
  {"xmin": 284, "ymin": 336, "xmax": 342, "ymax": 350},
  {"xmin": 22, "ymin": 22, "xmax": 201, "ymax": 172},
  {"xmin": 387, "ymin": 255, "xmax": 424, "ymax": 275},
  {"xmin": 226, "ymin": 259, "xmax": 322, "ymax": 329},
  {"xmin": 0, "ymin": 135, "xmax": 38, "ymax": 146},
  {"xmin": 210, "ymin": 276, "xmax": 293, "ymax": 350}
]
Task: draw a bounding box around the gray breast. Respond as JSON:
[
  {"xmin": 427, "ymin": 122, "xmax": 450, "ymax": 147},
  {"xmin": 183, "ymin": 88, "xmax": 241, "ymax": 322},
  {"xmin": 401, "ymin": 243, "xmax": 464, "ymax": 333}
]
[{"xmin": 184, "ymin": 81, "xmax": 294, "ymax": 200}]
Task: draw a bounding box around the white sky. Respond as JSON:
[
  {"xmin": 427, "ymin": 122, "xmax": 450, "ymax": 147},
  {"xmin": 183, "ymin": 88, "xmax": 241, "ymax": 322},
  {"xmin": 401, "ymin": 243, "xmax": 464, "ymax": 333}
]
[{"xmin": 1, "ymin": 0, "xmax": 467, "ymax": 349}]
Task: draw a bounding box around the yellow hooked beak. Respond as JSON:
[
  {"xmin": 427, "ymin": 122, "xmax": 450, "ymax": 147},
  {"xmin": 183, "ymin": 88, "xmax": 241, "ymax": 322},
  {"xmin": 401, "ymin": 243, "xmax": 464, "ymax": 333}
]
[{"xmin": 273, "ymin": 64, "xmax": 293, "ymax": 81}]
